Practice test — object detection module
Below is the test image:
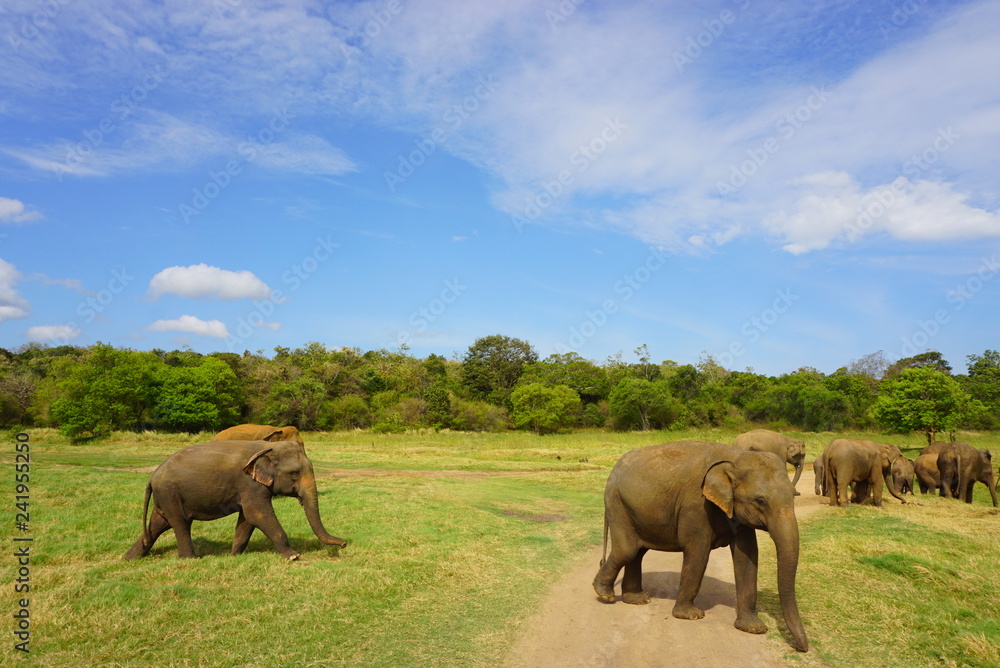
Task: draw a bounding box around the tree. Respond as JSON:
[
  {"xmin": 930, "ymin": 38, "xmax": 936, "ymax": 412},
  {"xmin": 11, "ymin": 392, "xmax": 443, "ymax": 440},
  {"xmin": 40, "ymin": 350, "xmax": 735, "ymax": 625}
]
[
  {"xmin": 846, "ymin": 350, "xmax": 890, "ymax": 380},
  {"xmin": 964, "ymin": 350, "xmax": 1000, "ymax": 426},
  {"xmin": 608, "ymin": 378, "xmax": 677, "ymax": 431},
  {"xmin": 460, "ymin": 335, "xmax": 538, "ymax": 406},
  {"xmin": 518, "ymin": 352, "xmax": 607, "ymax": 403},
  {"xmin": 510, "ymin": 383, "xmax": 581, "ymax": 434},
  {"xmin": 51, "ymin": 345, "xmax": 160, "ymax": 437},
  {"xmin": 885, "ymin": 351, "xmax": 952, "ymax": 377},
  {"xmin": 870, "ymin": 367, "xmax": 986, "ymax": 444},
  {"xmin": 153, "ymin": 357, "xmax": 241, "ymax": 432}
]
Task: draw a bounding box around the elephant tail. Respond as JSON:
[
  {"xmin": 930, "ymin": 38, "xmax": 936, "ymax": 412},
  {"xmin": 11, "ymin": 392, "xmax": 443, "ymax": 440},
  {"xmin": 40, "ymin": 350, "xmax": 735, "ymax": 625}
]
[
  {"xmin": 599, "ymin": 510, "xmax": 609, "ymax": 566},
  {"xmin": 139, "ymin": 481, "xmax": 152, "ymax": 547}
]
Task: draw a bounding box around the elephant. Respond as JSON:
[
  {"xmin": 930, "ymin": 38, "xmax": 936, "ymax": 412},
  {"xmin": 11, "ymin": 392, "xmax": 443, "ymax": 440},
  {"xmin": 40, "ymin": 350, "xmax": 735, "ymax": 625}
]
[
  {"xmin": 592, "ymin": 441, "xmax": 808, "ymax": 652},
  {"xmin": 823, "ymin": 438, "xmax": 906, "ymax": 507},
  {"xmin": 213, "ymin": 424, "xmax": 305, "ymax": 447},
  {"xmin": 813, "ymin": 454, "xmax": 827, "ymax": 496},
  {"xmin": 890, "ymin": 456, "xmax": 915, "ymax": 496},
  {"xmin": 733, "ymin": 429, "xmax": 806, "ymax": 495},
  {"xmin": 937, "ymin": 442, "xmax": 997, "ymax": 506},
  {"xmin": 914, "ymin": 441, "xmax": 951, "ymax": 495},
  {"xmin": 124, "ymin": 440, "xmax": 347, "ymax": 561}
]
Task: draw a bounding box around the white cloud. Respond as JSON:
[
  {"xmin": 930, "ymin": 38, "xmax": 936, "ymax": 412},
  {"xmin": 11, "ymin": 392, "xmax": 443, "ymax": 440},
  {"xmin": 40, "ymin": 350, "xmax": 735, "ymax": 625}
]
[
  {"xmin": 254, "ymin": 134, "xmax": 357, "ymax": 176},
  {"xmin": 147, "ymin": 315, "xmax": 230, "ymax": 338},
  {"xmin": 148, "ymin": 264, "xmax": 272, "ymax": 300},
  {"xmin": 0, "ymin": 259, "xmax": 29, "ymax": 321},
  {"xmin": 767, "ymin": 173, "xmax": 1000, "ymax": 254},
  {"xmin": 25, "ymin": 325, "xmax": 80, "ymax": 342},
  {"xmin": 0, "ymin": 198, "xmax": 42, "ymax": 224}
]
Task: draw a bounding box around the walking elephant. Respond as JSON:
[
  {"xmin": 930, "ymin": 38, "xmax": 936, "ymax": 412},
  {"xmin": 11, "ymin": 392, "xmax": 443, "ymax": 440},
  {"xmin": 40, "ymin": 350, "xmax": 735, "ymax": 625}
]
[
  {"xmin": 213, "ymin": 424, "xmax": 305, "ymax": 447},
  {"xmin": 124, "ymin": 440, "xmax": 348, "ymax": 561},
  {"xmin": 823, "ymin": 438, "xmax": 905, "ymax": 507},
  {"xmin": 891, "ymin": 457, "xmax": 915, "ymax": 496},
  {"xmin": 914, "ymin": 441, "xmax": 951, "ymax": 495},
  {"xmin": 937, "ymin": 442, "xmax": 997, "ymax": 506},
  {"xmin": 734, "ymin": 429, "xmax": 806, "ymax": 495},
  {"xmin": 813, "ymin": 454, "xmax": 827, "ymax": 496},
  {"xmin": 592, "ymin": 441, "xmax": 808, "ymax": 652}
]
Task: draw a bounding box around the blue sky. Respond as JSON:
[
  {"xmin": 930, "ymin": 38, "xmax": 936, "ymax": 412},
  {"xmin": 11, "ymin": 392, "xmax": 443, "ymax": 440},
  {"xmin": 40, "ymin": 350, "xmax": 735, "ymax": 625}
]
[{"xmin": 1, "ymin": 0, "xmax": 998, "ymax": 375}]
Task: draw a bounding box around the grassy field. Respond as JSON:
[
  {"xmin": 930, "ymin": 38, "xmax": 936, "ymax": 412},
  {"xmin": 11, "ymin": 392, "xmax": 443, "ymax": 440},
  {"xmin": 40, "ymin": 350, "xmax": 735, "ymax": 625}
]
[{"xmin": 2, "ymin": 427, "xmax": 998, "ymax": 666}]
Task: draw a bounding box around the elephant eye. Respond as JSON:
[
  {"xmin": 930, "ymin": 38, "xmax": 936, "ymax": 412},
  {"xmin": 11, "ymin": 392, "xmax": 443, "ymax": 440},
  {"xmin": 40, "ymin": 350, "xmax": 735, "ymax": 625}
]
[
  {"xmin": 755, "ymin": 496, "xmax": 767, "ymax": 507},
  {"xmin": 290, "ymin": 470, "xmax": 301, "ymax": 479}
]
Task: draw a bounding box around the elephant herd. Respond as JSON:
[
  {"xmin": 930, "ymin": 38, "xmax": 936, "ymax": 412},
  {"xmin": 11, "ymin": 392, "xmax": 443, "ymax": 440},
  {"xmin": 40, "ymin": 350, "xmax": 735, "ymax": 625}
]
[
  {"xmin": 122, "ymin": 425, "xmax": 995, "ymax": 655},
  {"xmin": 812, "ymin": 437, "xmax": 997, "ymax": 508}
]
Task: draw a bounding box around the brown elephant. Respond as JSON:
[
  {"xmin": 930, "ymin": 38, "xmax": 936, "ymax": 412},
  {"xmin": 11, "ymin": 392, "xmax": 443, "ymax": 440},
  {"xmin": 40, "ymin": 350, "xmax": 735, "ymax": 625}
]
[
  {"xmin": 813, "ymin": 454, "xmax": 827, "ymax": 496},
  {"xmin": 733, "ymin": 429, "xmax": 806, "ymax": 495},
  {"xmin": 890, "ymin": 456, "xmax": 915, "ymax": 496},
  {"xmin": 124, "ymin": 440, "xmax": 347, "ymax": 561},
  {"xmin": 592, "ymin": 441, "xmax": 808, "ymax": 652},
  {"xmin": 914, "ymin": 441, "xmax": 951, "ymax": 495},
  {"xmin": 937, "ymin": 442, "xmax": 997, "ymax": 506},
  {"xmin": 823, "ymin": 438, "xmax": 905, "ymax": 507},
  {"xmin": 213, "ymin": 423, "xmax": 305, "ymax": 447}
]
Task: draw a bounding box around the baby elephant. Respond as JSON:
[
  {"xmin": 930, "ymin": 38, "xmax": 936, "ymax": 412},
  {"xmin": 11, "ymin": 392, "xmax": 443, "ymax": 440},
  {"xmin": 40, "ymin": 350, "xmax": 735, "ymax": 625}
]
[
  {"xmin": 593, "ymin": 441, "xmax": 808, "ymax": 652},
  {"xmin": 124, "ymin": 440, "xmax": 348, "ymax": 561}
]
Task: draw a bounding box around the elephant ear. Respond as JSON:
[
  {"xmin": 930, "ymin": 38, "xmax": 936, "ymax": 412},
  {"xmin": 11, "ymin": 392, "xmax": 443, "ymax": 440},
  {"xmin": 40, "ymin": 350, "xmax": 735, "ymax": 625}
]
[
  {"xmin": 243, "ymin": 448, "xmax": 276, "ymax": 487},
  {"xmin": 263, "ymin": 429, "xmax": 284, "ymax": 442},
  {"xmin": 703, "ymin": 461, "xmax": 736, "ymax": 518}
]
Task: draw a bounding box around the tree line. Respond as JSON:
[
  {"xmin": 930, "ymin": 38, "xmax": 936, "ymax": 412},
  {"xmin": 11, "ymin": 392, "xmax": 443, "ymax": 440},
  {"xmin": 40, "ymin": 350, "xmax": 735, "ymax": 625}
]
[{"xmin": 4, "ymin": 335, "xmax": 998, "ymax": 442}]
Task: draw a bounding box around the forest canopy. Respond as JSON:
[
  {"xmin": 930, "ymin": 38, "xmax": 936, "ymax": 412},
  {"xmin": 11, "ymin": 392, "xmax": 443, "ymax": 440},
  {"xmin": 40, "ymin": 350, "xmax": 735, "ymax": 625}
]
[{"xmin": 5, "ymin": 338, "xmax": 997, "ymax": 441}]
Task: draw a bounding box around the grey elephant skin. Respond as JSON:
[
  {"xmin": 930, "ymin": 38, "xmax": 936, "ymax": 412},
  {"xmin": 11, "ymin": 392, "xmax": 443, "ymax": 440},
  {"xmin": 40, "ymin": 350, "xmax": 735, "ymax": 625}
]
[
  {"xmin": 592, "ymin": 441, "xmax": 808, "ymax": 652},
  {"xmin": 914, "ymin": 441, "xmax": 949, "ymax": 494},
  {"xmin": 124, "ymin": 440, "xmax": 347, "ymax": 561},
  {"xmin": 734, "ymin": 429, "xmax": 806, "ymax": 494},
  {"xmin": 822, "ymin": 439, "xmax": 905, "ymax": 507},
  {"xmin": 813, "ymin": 454, "xmax": 827, "ymax": 496},
  {"xmin": 937, "ymin": 441, "xmax": 997, "ymax": 506}
]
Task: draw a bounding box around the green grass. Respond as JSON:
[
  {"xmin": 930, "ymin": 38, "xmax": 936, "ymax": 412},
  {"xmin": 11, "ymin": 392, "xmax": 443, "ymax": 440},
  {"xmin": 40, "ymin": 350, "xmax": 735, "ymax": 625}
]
[{"xmin": 3, "ymin": 427, "xmax": 999, "ymax": 666}]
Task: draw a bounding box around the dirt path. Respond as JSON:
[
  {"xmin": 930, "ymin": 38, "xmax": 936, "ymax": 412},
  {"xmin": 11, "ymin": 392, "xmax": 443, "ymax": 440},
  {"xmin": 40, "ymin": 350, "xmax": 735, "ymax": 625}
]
[{"xmin": 504, "ymin": 470, "xmax": 827, "ymax": 668}]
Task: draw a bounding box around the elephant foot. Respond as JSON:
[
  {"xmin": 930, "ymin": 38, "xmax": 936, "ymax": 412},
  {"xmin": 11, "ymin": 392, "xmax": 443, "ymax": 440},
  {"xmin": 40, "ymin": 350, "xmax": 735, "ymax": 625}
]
[
  {"xmin": 671, "ymin": 602, "xmax": 704, "ymax": 620},
  {"xmin": 592, "ymin": 580, "xmax": 616, "ymax": 603},
  {"xmin": 622, "ymin": 591, "xmax": 651, "ymax": 605},
  {"xmin": 794, "ymin": 490, "xmax": 801, "ymax": 496},
  {"xmin": 286, "ymin": 552, "xmax": 301, "ymax": 561},
  {"xmin": 735, "ymin": 613, "xmax": 768, "ymax": 635}
]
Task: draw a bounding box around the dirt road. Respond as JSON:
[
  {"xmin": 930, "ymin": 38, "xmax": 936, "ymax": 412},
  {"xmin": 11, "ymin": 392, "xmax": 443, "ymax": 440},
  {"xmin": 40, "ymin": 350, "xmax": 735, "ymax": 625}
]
[{"xmin": 504, "ymin": 470, "xmax": 826, "ymax": 668}]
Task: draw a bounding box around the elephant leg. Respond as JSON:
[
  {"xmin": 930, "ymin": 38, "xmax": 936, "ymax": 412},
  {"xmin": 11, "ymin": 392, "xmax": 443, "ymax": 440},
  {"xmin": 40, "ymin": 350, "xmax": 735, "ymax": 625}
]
[
  {"xmin": 123, "ymin": 510, "xmax": 171, "ymax": 560},
  {"xmin": 673, "ymin": 542, "xmax": 711, "ymax": 620},
  {"xmin": 231, "ymin": 510, "xmax": 256, "ymax": 555},
  {"xmin": 620, "ymin": 548, "xmax": 650, "ymax": 605},
  {"xmin": 157, "ymin": 486, "xmax": 197, "ymax": 558},
  {"xmin": 593, "ymin": 523, "xmax": 640, "ymax": 603},
  {"xmin": 731, "ymin": 526, "xmax": 766, "ymax": 634},
  {"xmin": 244, "ymin": 500, "xmax": 299, "ymax": 560},
  {"xmin": 835, "ymin": 478, "xmax": 851, "ymax": 507}
]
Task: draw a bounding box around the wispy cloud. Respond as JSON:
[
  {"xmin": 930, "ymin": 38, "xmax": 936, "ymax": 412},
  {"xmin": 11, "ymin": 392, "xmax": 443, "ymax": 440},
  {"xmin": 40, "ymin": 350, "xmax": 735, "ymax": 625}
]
[{"xmin": 0, "ymin": 259, "xmax": 29, "ymax": 321}]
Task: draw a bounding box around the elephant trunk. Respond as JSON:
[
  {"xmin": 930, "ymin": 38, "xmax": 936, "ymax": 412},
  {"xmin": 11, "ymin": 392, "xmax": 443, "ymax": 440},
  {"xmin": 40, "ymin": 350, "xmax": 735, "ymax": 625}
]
[
  {"xmin": 770, "ymin": 515, "xmax": 808, "ymax": 652},
  {"xmin": 298, "ymin": 472, "xmax": 348, "ymax": 548},
  {"xmin": 790, "ymin": 458, "xmax": 804, "ymax": 489}
]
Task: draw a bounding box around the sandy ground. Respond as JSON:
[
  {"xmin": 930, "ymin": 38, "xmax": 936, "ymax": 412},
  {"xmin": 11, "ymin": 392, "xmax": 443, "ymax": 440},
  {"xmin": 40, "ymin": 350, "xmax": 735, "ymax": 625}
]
[{"xmin": 504, "ymin": 470, "xmax": 827, "ymax": 668}]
